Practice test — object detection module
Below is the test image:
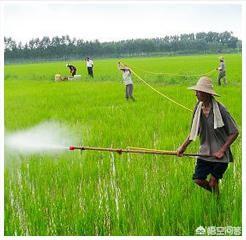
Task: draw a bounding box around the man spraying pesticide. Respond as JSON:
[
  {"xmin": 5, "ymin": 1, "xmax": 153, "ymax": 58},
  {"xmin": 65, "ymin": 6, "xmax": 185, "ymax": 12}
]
[
  {"xmin": 67, "ymin": 75, "xmax": 238, "ymax": 196},
  {"xmin": 177, "ymin": 76, "xmax": 239, "ymax": 195}
]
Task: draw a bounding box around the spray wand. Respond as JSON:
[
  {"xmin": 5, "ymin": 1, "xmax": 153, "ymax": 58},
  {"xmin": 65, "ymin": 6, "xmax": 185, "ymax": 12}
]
[{"xmin": 69, "ymin": 145, "xmax": 212, "ymax": 158}]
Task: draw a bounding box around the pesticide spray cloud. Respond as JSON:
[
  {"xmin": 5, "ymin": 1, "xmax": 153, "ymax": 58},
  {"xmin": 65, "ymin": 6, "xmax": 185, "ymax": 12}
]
[{"xmin": 5, "ymin": 121, "xmax": 80, "ymax": 155}]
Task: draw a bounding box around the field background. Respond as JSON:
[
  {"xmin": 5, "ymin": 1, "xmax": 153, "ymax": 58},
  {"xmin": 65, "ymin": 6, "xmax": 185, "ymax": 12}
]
[{"xmin": 5, "ymin": 54, "xmax": 242, "ymax": 236}]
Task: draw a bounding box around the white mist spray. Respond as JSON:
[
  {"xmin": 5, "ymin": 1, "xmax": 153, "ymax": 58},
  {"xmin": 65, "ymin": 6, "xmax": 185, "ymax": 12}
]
[{"xmin": 5, "ymin": 121, "xmax": 80, "ymax": 155}]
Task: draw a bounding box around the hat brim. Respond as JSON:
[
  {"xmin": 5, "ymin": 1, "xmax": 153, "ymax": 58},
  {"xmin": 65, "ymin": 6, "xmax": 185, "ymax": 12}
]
[{"xmin": 188, "ymin": 86, "xmax": 220, "ymax": 97}]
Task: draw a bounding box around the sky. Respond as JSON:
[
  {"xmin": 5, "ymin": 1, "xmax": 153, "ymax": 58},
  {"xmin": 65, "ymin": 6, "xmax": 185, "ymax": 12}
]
[{"xmin": 4, "ymin": 3, "xmax": 242, "ymax": 43}]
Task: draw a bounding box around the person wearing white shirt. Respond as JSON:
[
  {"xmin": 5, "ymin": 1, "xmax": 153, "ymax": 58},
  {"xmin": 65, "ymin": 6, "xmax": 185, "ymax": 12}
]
[
  {"xmin": 216, "ymin": 57, "xmax": 226, "ymax": 85},
  {"xmin": 85, "ymin": 57, "xmax": 94, "ymax": 77},
  {"xmin": 118, "ymin": 62, "xmax": 135, "ymax": 101}
]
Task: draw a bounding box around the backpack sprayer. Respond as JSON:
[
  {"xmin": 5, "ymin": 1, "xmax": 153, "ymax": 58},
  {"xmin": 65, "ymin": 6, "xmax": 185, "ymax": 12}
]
[{"xmin": 68, "ymin": 145, "xmax": 211, "ymax": 158}]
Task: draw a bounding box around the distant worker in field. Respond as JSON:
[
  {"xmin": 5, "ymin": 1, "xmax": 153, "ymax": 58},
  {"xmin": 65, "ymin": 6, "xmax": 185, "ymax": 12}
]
[
  {"xmin": 216, "ymin": 56, "xmax": 226, "ymax": 85},
  {"xmin": 85, "ymin": 57, "xmax": 94, "ymax": 77},
  {"xmin": 66, "ymin": 63, "xmax": 77, "ymax": 76},
  {"xmin": 118, "ymin": 62, "xmax": 135, "ymax": 101},
  {"xmin": 177, "ymin": 76, "xmax": 238, "ymax": 195}
]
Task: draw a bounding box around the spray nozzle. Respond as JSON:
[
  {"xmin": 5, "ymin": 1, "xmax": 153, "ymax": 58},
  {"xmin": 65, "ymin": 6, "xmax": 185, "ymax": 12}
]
[{"xmin": 69, "ymin": 145, "xmax": 75, "ymax": 151}]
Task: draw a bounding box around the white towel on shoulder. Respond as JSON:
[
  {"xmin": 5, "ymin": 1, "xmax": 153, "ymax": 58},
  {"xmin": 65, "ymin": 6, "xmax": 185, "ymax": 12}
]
[{"xmin": 189, "ymin": 98, "xmax": 224, "ymax": 141}]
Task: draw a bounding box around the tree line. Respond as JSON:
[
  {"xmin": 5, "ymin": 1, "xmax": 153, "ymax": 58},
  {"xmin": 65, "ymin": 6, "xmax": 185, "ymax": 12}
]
[{"xmin": 4, "ymin": 31, "xmax": 241, "ymax": 63}]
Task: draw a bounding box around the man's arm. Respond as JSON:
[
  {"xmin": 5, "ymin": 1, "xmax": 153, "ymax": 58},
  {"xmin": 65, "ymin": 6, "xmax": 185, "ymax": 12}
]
[
  {"xmin": 214, "ymin": 104, "xmax": 239, "ymax": 159},
  {"xmin": 213, "ymin": 131, "xmax": 239, "ymax": 159},
  {"xmin": 176, "ymin": 135, "xmax": 192, "ymax": 156},
  {"xmin": 118, "ymin": 62, "xmax": 125, "ymax": 71}
]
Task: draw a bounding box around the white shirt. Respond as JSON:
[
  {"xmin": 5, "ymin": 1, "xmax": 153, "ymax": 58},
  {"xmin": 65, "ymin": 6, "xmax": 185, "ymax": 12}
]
[
  {"xmin": 86, "ymin": 59, "xmax": 93, "ymax": 67},
  {"xmin": 218, "ymin": 62, "xmax": 225, "ymax": 72},
  {"xmin": 122, "ymin": 70, "xmax": 133, "ymax": 85}
]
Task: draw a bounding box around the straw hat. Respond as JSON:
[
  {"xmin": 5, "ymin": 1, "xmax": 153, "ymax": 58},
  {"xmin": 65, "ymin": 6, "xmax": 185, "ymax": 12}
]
[{"xmin": 188, "ymin": 76, "xmax": 220, "ymax": 96}]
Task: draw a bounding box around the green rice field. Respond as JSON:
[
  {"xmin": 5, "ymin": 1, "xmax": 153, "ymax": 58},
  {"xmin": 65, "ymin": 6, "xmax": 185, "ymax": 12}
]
[{"xmin": 4, "ymin": 54, "xmax": 242, "ymax": 236}]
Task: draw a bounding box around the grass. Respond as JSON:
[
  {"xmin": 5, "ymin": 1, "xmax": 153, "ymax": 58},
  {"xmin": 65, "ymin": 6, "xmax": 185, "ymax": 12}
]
[{"xmin": 4, "ymin": 53, "xmax": 242, "ymax": 236}]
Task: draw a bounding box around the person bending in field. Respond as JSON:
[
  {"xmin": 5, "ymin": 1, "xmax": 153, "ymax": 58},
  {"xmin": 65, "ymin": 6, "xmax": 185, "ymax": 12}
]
[
  {"xmin": 216, "ymin": 56, "xmax": 226, "ymax": 86},
  {"xmin": 118, "ymin": 62, "xmax": 135, "ymax": 101},
  {"xmin": 66, "ymin": 63, "xmax": 77, "ymax": 76},
  {"xmin": 177, "ymin": 76, "xmax": 238, "ymax": 195}
]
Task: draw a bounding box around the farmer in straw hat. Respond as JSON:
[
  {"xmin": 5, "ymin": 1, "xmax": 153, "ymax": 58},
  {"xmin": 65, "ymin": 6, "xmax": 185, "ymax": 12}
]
[
  {"xmin": 177, "ymin": 76, "xmax": 239, "ymax": 195},
  {"xmin": 216, "ymin": 56, "xmax": 226, "ymax": 85}
]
